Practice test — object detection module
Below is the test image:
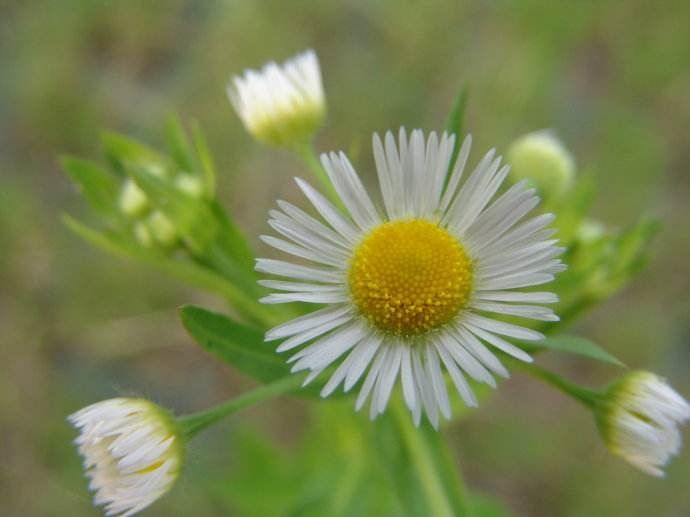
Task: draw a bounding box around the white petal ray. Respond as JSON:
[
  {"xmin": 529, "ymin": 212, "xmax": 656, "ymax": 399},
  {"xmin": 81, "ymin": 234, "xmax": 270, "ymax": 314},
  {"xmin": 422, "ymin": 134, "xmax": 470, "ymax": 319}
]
[
  {"xmin": 463, "ymin": 312, "xmax": 544, "ymax": 341},
  {"xmin": 473, "ymin": 290, "xmax": 558, "ymax": 304},
  {"xmin": 275, "ymin": 200, "xmax": 350, "ymax": 249},
  {"xmin": 266, "ymin": 305, "xmax": 352, "ymax": 340},
  {"xmin": 321, "ymin": 152, "xmax": 381, "ymax": 231},
  {"xmin": 462, "ymin": 322, "xmax": 534, "ymax": 362},
  {"xmin": 439, "ymin": 134, "xmax": 472, "ymax": 212},
  {"xmin": 470, "ymin": 301, "xmax": 559, "ymax": 321},
  {"xmin": 295, "ymin": 177, "xmax": 361, "ymax": 243},
  {"xmin": 435, "ymin": 342, "xmax": 478, "ymax": 407},
  {"xmin": 255, "ymin": 258, "xmax": 343, "ymax": 283}
]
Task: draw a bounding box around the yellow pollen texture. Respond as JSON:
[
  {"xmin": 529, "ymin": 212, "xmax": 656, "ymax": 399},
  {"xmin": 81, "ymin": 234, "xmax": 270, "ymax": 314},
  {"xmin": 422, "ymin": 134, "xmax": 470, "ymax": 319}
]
[{"xmin": 348, "ymin": 219, "xmax": 473, "ymax": 336}]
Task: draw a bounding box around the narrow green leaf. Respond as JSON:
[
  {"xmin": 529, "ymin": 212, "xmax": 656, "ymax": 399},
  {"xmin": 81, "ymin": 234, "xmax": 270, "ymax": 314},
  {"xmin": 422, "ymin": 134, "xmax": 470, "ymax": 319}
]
[
  {"xmin": 181, "ymin": 305, "xmax": 325, "ymax": 395},
  {"xmin": 191, "ymin": 121, "xmax": 217, "ymax": 198},
  {"xmin": 180, "ymin": 305, "xmax": 340, "ymax": 397},
  {"xmin": 444, "ymin": 85, "xmax": 469, "ymax": 171},
  {"xmin": 101, "ymin": 131, "xmax": 171, "ymax": 176},
  {"xmin": 531, "ymin": 335, "xmax": 625, "ymax": 367},
  {"xmin": 61, "ymin": 156, "xmax": 121, "ymax": 221},
  {"xmin": 62, "ymin": 215, "xmax": 269, "ymax": 324},
  {"xmin": 165, "ymin": 114, "xmax": 196, "ymax": 173}
]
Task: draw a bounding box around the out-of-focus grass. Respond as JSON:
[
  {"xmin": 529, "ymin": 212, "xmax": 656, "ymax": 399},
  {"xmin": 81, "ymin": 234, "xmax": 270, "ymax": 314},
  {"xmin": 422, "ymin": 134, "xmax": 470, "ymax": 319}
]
[{"xmin": 1, "ymin": 1, "xmax": 689, "ymax": 515}]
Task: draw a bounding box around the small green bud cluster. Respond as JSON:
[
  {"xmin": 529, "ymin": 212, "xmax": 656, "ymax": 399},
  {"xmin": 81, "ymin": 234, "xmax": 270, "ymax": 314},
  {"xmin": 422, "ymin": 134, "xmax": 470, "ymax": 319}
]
[{"xmin": 118, "ymin": 167, "xmax": 204, "ymax": 249}]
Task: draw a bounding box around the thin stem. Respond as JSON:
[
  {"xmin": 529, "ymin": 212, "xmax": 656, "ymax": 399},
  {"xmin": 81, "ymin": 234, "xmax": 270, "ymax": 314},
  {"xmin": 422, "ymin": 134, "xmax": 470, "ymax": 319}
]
[
  {"xmin": 178, "ymin": 375, "xmax": 303, "ymax": 440},
  {"xmin": 391, "ymin": 401, "xmax": 466, "ymax": 517},
  {"xmin": 514, "ymin": 361, "xmax": 602, "ymax": 408},
  {"xmin": 294, "ymin": 141, "xmax": 344, "ymax": 209}
]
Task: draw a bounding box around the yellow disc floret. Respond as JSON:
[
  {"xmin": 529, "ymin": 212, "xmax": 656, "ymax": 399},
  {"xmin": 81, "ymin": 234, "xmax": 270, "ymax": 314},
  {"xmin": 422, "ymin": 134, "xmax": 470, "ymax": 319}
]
[{"xmin": 349, "ymin": 219, "xmax": 473, "ymax": 337}]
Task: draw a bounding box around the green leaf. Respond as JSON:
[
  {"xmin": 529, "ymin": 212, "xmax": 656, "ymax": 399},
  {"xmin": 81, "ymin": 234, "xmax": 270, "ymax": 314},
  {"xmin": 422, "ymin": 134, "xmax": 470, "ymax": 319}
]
[
  {"xmin": 62, "ymin": 215, "xmax": 270, "ymax": 324},
  {"xmin": 164, "ymin": 114, "xmax": 196, "ymax": 173},
  {"xmin": 61, "ymin": 156, "xmax": 121, "ymax": 221},
  {"xmin": 181, "ymin": 305, "xmax": 285, "ymax": 382},
  {"xmin": 101, "ymin": 131, "xmax": 171, "ymax": 176},
  {"xmin": 191, "ymin": 121, "xmax": 217, "ymax": 198},
  {"xmin": 180, "ymin": 305, "xmax": 326, "ymax": 396},
  {"xmin": 531, "ymin": 335, "xmax": 625, "ymax": 367},
  {"xmin": 444, "ymin": 85, "xmax": 469, "ymax": 171}
]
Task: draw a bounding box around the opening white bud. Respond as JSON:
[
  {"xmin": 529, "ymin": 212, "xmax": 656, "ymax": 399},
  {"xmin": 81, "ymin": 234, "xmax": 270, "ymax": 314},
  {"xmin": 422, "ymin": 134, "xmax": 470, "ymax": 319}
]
[
  {"xmin": 507, "ymin": 130, "xmax": 575, "ymax": 198},
  {"xmin": 227, "ymin": 49, "xmax": 326, "ymax": 147},
  {"xmin": 597, "ymin": 371, "xmax": 690, "ymax": 477},
  {"xmin": 68, "ymin": 398, "xmax": 184, "ymax": 516}
]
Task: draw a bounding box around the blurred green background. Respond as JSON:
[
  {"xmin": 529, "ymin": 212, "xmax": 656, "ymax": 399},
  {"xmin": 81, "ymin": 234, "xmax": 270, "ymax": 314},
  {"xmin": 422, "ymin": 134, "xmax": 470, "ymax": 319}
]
[{"xmin": 2, "ymin": 1, "xmax": 689, "ymax": 515}]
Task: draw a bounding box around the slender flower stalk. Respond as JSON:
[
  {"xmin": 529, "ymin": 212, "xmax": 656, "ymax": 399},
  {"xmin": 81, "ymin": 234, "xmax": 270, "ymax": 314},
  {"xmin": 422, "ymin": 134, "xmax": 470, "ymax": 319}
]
[{"xmin": 68, "ymin": 398, "xmax": 184, "ymax": 516}]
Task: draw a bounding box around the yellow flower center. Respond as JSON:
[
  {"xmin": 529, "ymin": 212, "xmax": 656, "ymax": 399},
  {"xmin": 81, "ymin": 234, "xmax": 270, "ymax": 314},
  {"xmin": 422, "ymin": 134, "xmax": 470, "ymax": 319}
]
[{"xmin": 348, "ymin": 219, "xmax": 473, "ymax": 337}]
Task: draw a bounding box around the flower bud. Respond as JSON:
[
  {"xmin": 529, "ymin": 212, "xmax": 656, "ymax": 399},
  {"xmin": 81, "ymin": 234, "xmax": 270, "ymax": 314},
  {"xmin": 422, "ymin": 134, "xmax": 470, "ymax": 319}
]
[
  {"xmin": 68, "ymin": 398, "xmax": 184, "ymax": 515},
  {"xmin": 596, "ymin": 371, "xmax": 690, "ymax": 476},
  {"xmin": 133, "ymin": 221, "xmax": 153, "ymax": 248},
  {"xmin": 147, "ymin": 211, "xmax": 178, "ymax": 247},
  {"xmin": 507, "ymin": 130, "xmax": 575, "ymax": 198},
  {"xmin": 227, "ymin": 49, "xmax": 325, "ymax": 148},
  {"xmin": 175, "ymin": 174, "xmax": 204, "ymax": 198},
  {"xmin": 119, "ymin": 179, "xmax": 148, "ymax": 217}
]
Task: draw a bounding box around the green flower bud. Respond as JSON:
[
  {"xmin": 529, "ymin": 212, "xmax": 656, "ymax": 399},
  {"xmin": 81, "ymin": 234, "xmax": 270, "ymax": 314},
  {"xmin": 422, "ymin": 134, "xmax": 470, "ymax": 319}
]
[
  {"xmin": 133, "ymin": 221, "xmax": 153, "ymax": 247},
  {"xmin": 507, "ymin": 131, "xmax": 575, "ymax": 198},
  {"xmin": 147, "ymin": 211, "xmax": 178, "ymax": 247},
  {"xmin": 119, "ymin": 178, "xmax": 148, "ymax": 217},
  {"xmin": 175, "ymin": 174, "xmax": 204, "ymax": 198}
]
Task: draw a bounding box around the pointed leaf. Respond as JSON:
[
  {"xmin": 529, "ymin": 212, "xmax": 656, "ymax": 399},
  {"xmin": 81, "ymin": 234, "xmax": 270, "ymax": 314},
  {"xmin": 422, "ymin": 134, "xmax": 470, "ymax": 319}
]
[
  {"xmin": 531, "ymin": 335, "xmax": 625, "ymax": 367},
  {"xmin": 61, "ymin": 156, "xmax": 121, "ymax": 221}
]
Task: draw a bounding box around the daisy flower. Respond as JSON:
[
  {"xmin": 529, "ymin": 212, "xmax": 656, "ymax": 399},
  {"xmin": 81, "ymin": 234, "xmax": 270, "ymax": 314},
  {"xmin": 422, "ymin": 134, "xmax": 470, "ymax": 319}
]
[
  {"xmin": 68, "ymin": 398, "xmax": 184, "ymax": 516},
  {"xmin": 596, "ymin": 371, "xmax": 690, "ymax": 477},
  {"xmin": 258, "ymin": 128, "xmax": 565, "ymax": 427},
  {"xmin": 227, "ymin": 49, "xmax": 325, "ymax": 148}
]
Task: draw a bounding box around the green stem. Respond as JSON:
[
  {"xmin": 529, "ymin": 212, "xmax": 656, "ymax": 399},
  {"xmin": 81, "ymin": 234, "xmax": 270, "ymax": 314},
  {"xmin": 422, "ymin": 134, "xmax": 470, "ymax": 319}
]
[
  {"xmin": 391, "ymin": 401, "xmax": 467, "ymax": 517},
  {"xmin": 514, "ymin": 361, "xmax": 602, "ymax": 408},
  {"xmin": 295, "ymin": 141, "xmax": 344, "ymax": 209},
  {"xmin": 178, "ymin": 375, "xmax": 303, "ymax": 439}
]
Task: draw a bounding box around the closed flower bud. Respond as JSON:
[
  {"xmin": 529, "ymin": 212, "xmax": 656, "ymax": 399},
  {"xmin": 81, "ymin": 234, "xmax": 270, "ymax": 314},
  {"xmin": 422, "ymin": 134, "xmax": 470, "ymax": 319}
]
[
  {"xmin": 133, "ymin": 221, "xmax": 153, "ymax": 248},
  {"xmin": 68, "ymin": 398, "xmax": 184, "ymax": 516},
  {"xmin": 119, "ymin": 179, "xmax": 148, "ymax": 217},
  {"xmin": 507, "ymin": 130, "xmax": 575, "ymax": 198},
  {"xmin": 147, "ymin": 211, "xmax": 178, "ymax": 247},
  {"xmin": 175, "ymin": 174, "xmax": 204, "ymax": 198},
  {"xmin": 596, "ymin": 371, "xmax": 690, "ymax": 477},
  {"xmin": 227, "ymin": 49, "xmax": 325, "ymax": 148}
]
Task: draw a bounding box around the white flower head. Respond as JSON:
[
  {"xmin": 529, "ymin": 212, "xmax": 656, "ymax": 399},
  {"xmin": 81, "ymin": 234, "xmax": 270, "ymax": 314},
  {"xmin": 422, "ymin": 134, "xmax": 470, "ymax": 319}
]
[
  {"xmin": 258, "ymin": 128, "xmax": 565, "ymax": 427},
  {"xmin": 597, "ymin": 371, "xmax": 690, "ymax": 477},
  {"xmin": 507, "ymin": 130, "xmax": 575, "ymax": 197},
  {"xmin": 228, "ymin": 49, "xmax": 326, "ymax": 147},
  {"xmin": 69, "ymin": 398, "xmax": 184, "ymax": 516}
]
